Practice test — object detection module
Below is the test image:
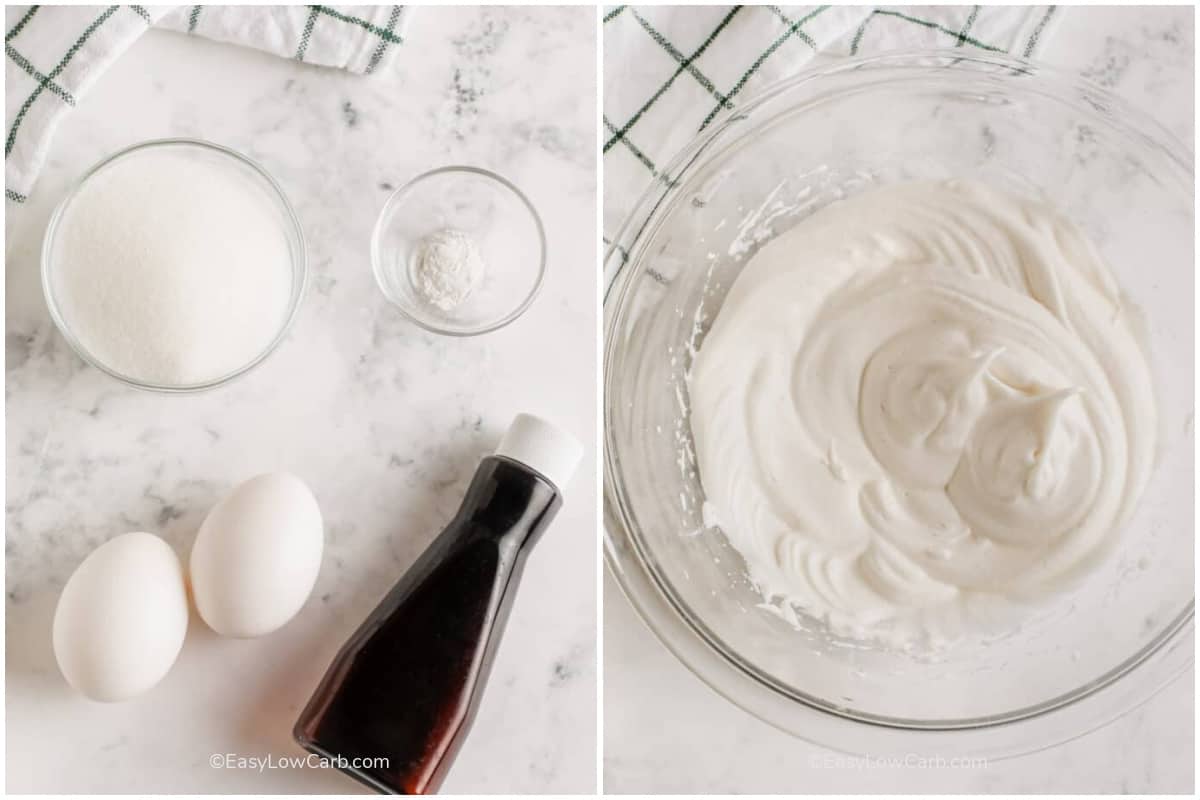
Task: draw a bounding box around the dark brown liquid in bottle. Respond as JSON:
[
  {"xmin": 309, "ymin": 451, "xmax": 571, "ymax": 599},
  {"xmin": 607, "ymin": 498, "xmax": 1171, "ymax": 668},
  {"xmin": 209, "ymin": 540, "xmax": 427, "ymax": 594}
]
[{"xmin": 294, "ymin": 456, "xmax": 561, "ymax": 794}]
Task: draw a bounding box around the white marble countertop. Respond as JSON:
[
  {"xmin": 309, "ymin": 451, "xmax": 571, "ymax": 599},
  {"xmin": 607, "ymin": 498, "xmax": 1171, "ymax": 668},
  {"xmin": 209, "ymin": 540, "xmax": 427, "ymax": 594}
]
[
  {"xmin": 603, "ymin": 5, "xmax": 1195, "ymax": 794},
  {"xmin": 5, "ymin": 7, "xmax": 597, "ymax": 794}
]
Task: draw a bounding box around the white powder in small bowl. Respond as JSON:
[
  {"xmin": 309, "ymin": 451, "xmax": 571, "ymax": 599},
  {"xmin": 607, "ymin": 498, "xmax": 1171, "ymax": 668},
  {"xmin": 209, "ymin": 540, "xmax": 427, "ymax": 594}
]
[
  {"xmin": 49, "ymin": 147, "xmax": 295, "ymax": 387},
  {"xmin": 410, "ymin": 228, "xmax": 486, "ymax": 311}
]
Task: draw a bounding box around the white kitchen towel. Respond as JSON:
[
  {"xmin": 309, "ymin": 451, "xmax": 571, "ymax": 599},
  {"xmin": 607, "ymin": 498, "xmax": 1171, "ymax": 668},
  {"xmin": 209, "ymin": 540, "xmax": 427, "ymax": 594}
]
[
  {"xmin": 5, "ymin": 5, "xmax": 410, "ymax": 203},
  {"xmin": 157, "ymin": 5, "xmax": 409, "ymax": 74},
  {"xmin": 603, "ymin": 5, "xmax": 1061, "ymax": 245}
]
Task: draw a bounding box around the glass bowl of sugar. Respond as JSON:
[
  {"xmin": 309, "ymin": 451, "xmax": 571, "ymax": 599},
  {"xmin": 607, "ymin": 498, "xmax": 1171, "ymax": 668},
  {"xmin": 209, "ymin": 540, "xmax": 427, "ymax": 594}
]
[
  {"xmin": 41, "ymin": 138, "xmax": 307, "ymax": 392},
  {"xmin": 371, "ymin": 165, "xmax": 546, "ymax": 336}
]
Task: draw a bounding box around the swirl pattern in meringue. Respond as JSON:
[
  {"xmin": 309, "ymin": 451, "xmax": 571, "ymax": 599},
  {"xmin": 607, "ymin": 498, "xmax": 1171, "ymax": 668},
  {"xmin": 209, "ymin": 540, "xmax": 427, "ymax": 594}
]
[{"xmin": 689, "ymin": 180, "xmax": 1156, "ymax": 647}]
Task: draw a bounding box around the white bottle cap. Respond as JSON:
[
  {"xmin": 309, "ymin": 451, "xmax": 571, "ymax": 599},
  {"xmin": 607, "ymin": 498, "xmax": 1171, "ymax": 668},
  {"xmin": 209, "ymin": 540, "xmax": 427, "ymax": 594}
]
[{"xmin": 495, "ymin": 413, "xmax": 582, "ymax": 491}]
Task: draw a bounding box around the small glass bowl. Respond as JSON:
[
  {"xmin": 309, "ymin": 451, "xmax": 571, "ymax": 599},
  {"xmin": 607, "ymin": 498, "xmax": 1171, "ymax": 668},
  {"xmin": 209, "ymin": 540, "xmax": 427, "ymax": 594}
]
[
  {"xmin": 41, "ymin": 138, "xmax": 307, "ymax": 393},
  {"xmin": 371, "ymin": 165, "xmax": 546, "ymax": 336}
]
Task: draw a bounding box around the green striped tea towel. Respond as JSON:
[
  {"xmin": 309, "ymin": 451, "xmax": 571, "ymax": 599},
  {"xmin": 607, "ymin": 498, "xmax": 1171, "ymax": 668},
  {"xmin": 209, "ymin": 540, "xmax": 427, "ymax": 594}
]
[
  {"xmin": 5, "ymin": 5, "xmax": 409, "ymax": 204},
  {"xmin": 157, "ymin": 5, "xmax": 409, "ymax": 74},
  {"xmin": 603, "ymin": 4, "xmax": 1060, "ymax": 246}
]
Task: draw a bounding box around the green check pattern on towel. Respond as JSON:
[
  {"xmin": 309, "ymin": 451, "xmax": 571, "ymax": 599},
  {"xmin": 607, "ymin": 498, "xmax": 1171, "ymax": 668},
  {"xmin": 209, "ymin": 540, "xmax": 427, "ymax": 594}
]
[
  {"xmin": 5, "ymin": 5, "xmax": 409, "ymax": 203},
  {"xmin": 602, "ymin": 4, "xmax": 1060, "ymax": 246}
]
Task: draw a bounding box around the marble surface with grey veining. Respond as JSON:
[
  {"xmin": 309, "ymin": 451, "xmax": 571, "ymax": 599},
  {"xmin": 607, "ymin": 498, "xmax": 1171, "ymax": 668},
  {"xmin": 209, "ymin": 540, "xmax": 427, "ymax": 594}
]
[
  {"xmin": 5, "ymin": 7, "xmax": 597, "ymax": 794},
  {"xmin": 603, "ymin": 5, "xmax": 1195, "ymax": 795}
]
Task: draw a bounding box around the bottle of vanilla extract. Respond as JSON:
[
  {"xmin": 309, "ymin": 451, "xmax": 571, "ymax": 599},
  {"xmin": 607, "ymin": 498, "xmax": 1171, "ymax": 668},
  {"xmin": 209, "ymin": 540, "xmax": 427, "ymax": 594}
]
[{"xmin": 294, "ymin": 414, "xmax": 581, "ymax": 794}]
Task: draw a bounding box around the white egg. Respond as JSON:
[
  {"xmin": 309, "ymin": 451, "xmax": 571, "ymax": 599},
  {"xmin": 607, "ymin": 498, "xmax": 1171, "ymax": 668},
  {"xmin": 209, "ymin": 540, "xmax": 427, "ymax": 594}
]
[
  {"xmin": 190, "ymin": 472, "xmax": 324, "ymax": 638},
  {"xmin": 52, "ymin": 532, "xmax": 189, "ymax": 702}
]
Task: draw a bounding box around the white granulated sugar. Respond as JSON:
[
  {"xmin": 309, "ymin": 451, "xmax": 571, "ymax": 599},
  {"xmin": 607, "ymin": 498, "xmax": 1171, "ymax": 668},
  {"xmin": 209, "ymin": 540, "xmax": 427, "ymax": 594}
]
[
  {"xmin": 52, "ymin": 149, "xmax": 293, "ymax": 386},
  {"xmin": 411, "ymin": 228, "xmax": 486, "ymax": 311}
]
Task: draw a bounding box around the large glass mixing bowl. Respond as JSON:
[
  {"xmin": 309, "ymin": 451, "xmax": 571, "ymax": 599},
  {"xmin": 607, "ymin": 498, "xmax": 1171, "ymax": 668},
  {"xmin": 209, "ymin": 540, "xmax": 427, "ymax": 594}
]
[{"xmin": 603, "ymin": 52, "xmax": 1194, "ymax": 757}]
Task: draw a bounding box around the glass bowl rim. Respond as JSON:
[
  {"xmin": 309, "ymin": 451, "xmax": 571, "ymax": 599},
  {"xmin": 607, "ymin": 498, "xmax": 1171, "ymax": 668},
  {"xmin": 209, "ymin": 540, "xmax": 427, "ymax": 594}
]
[
  {"xmin": 370, "ymin": 164, "xmax": 548, "ymax": 337},
  {"xmin": 603, "ymin": 49, "xmax": 1195, "ymax": 755},
  {"xmin": 40, "ymin": 136, "xmax": 309, "ymax": 394}
]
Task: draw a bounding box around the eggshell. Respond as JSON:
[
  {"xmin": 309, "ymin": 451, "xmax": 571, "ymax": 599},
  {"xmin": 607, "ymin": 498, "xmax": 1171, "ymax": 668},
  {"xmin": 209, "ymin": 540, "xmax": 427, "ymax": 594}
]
[
  {"xmin": 52, "ymin": 532, "xmax": 189, "ymax": 702},
  {"xmin": 190, "ymin": 472, "xmax": 324, "ymax": 638}
]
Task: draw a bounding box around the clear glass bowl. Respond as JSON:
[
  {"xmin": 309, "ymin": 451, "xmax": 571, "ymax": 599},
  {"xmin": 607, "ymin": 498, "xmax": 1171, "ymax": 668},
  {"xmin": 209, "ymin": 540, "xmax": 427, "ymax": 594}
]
[
  {"xmin": 604, "ymin": 51, "xmax": 1194, "ymax": 757},
  {"xmin": 371, "ymin": 165, "xmax": 546, "ymax": 336},
  {"xmin": 41, "ymin": 138, "xmax": 307, "ymax": 393}
]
